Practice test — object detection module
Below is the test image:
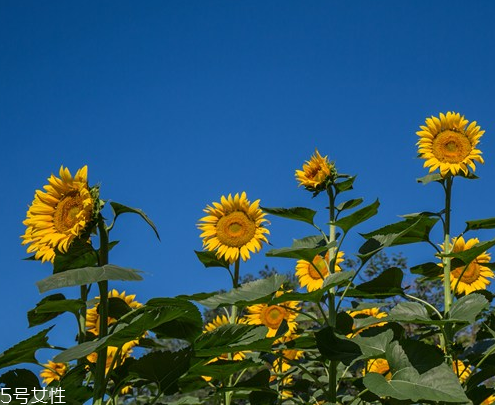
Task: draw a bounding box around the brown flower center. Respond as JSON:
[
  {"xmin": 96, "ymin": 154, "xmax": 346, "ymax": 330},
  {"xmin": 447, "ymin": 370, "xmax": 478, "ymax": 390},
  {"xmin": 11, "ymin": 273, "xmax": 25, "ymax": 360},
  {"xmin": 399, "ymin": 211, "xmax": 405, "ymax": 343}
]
[
  {"xmin": 261, "ymin": 305, "xmax": 287, "ymax": 329},
  {"xmin": 216, "ymin": 211, "xmax": 256, "ymax": 247},
  {"xmin": 307, "ymin": 255, "xmax": 329, "ymax": 280},
  {"xmin": 432, "ymin": 130, "xmax": 472, "ymax": 163},
  {"xmin": 451, "ymin": 261, "xmax": 481, "ymax": 284},
  {"xmin": 54, "ymin": 192, "xmax": 84, "ymax": 233}
]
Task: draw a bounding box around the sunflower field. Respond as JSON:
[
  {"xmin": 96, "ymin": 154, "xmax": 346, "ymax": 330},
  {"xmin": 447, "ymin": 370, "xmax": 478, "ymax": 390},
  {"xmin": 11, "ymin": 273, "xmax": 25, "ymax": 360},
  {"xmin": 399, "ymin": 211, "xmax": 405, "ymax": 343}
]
[{"xmin": 2, "ymin": 111, "xmax": 495, "ymax": 404}]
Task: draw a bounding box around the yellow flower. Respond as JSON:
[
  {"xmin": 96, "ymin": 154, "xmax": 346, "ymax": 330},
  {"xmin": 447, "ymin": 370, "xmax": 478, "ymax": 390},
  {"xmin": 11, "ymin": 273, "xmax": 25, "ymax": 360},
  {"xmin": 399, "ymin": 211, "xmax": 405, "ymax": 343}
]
[
  {"xmin": 363, "ymin": 358, "xmax": 392, "ymax": 381},
  {"xmin": 295, "ymin": 149, "xmax": 336, "ymax": 191},
  {"xmin": 86, "ymin": 346, "xmax": 132, "ymax": 375},
  {"xmin": 198, "ymin": 192, "xmax": 269, "ymax": 263},
  {"xmin": 22, "ymin": 165, "xmax": 94, "ymax": 263},
  {"xmin": 347, "ymin": 307, "xmax": 388, "ymax": 337},
  {"xmin": 453, "ymin": 360, "xmax": 471, "ymax": 383},
  {"xmin": 416, "ymin": 112, "xmax": 484, "ymax": 177},
  {"xmin": 295, "ymin": 250, "xmax": 344, "ymax": 292},
  {"xmin": 39, "ymin": 360, "xmax": 68, "ymax": 385},
  {"xmin": 244, "ymin": 291, "xmax": 299, "ymax": 338},
  {"xmin": 481, "ymin": 395, "xmax": 495, "ymax": 405},
  {"xmin": 440, "ymin": 237, "xmax": 493, "ymax": 295},
  {"xmin": 272, "ymin": 335, "xmax": 304, "ymax": 373}
]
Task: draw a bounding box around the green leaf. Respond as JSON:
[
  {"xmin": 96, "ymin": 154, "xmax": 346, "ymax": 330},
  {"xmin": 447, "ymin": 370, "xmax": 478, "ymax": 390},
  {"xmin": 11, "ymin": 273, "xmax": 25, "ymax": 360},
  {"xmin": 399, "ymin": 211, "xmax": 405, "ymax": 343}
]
[
  {"xmin": 36, "ymin": 264, "xmax": 143, "ymax": 293},
  {"xmin": 266, "ymin": 235, "xmax": 336, "ymax": 262},
  {"xmin": 53, "ymin": 239, "xmax": 98, "ymax": 273},
  {"xmin": 315, "ymin": 326, "xmax": 361, "ymax": 365},
  {"xmin": 249, "ymin": 390, "xmax": 278, "ymax": 405},
  {"xmin": 353, "ymin": 330, "xmax": 393, "ymax": 358},
  {"xmin": 195, "ymin": 324, "xmax": 273, "ymax": 357},
  {"xmin": 450, "ymin": 293, "xmax": 489, "ymax": 323},
  {"xmin": 0, "ymin": 368, "xmax": 40, "ymax": 390},
  {"xmin": 196, "ymin": 274, "xmax": 286, "ymax": 309},
  {"xmin": 410, "ymin": 262, "xmax": 443, "ymax": 277},
  {"xmin": 128, "ymin": 349, "xmax": 192, "ymax": 395},
  {"xmin": 465, "ymin": 217, "xmax": 495, "ymax": 232},
  {"xmin": 416, "ymin": 173, "xmax": 443, "ymax": 185},
  {"xmin": 334, "ymin": 176, "xmax": 356, "ymax": 193},
  {"xmin": 0, "ymin": 328, "xmax": 53, "ymax": 368},
  {"xmin": 110, "ymin": 201, "xmax": 160, "ymax": 240},
  {"xmin": 194, "ymin": 250, "xmax": 230, "ymax": 269},
  {"xmin": 344, "ymin": 267, "xmax": 403, "ymax": 298},
  {"xmin": 260, "ymin": 206, "xmax": 316, "ymax": 225},
  {"xmin": 27, "ymin": 294, "xmax": 84, "ymax": 327},
  {"xmin": 333, "ymin": 199, "xmax": 380, "ymax": 234},
  {"xmin": 441, "ymin": 238, "xmax": 495, "ymax": 264},
  {"xmin": 191, "ymin": 359, "xmax": 261, "ymax": 380},
  {"xmin": 388, "ymin": 302, "xmax": 432, "ymax": 324},
  {"xmin": 336, "ymin": 198, "xmax": 364, "ymax": 212}
]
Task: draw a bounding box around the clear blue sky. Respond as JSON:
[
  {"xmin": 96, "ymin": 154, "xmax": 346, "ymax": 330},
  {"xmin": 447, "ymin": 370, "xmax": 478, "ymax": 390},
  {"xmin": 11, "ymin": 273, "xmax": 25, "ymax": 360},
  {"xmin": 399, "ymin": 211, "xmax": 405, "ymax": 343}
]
[{"xmin": 2, "ymin": 0, "xmax": 495, "ymax": 364}]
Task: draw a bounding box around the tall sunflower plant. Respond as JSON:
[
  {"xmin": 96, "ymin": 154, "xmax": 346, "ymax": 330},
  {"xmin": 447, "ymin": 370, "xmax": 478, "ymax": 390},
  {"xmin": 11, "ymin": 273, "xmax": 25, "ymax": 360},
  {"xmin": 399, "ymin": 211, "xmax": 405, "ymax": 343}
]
[{"xmin": 2, "ymin": 112, "xmax": 495, "ymax": 405}]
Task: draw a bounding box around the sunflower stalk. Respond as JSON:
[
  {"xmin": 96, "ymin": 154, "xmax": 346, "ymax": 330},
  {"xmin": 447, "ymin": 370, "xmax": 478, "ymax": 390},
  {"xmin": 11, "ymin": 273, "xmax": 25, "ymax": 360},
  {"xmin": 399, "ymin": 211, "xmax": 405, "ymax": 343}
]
[
  {"xmin": 327, "ymin": 185, "xmax": 338, "ymax": 404},
  {"xmin": 93, "ymin": 216, "xmax": 110, "ymax": 405}
]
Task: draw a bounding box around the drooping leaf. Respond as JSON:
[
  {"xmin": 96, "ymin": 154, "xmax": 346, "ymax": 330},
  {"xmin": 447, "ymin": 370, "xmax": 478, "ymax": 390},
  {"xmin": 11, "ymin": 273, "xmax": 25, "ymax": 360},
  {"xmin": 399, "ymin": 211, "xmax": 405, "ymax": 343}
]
[
  {"xmin": 410, "ymin": 262, "xmax": 443, "ymax": 277},
  {"xmin": 315, "ymin": 326, "xmax": 361, "ymax": 365},
  {"xmin": 194, "ymin": 250, "xmax": 230, "ymax": 269},
  {"xmin": 333, "ymin": 199, "xmax": 380, "ymax": 234},
  {"xmin": 266, "ymin": 236, "xmax": 336, "ymax": 262},
  {"xmin": 110, "ymin": 201, "xmax": 160, "ymax": 240},
  {"xmin": 36, "ymin": 264, "xmax": 143, "ymax": 293},
  {"xmin": 128, "ymin": 349, "xmax": 192, "ymax": 395},
  {"xmin": 27, "ymin": 294, "xmax": 84, "ymax": 327},
  {"xmin": 344, "ymin": 267, "xmax": 403, "ymax": 298},
  {"xmin": 465, "ymin": 217, "xmax": 495, "ymax": 232},
  {"xmin": 0, "ymin": 328, "xmax": 53, "ymax": 368},
  {"xmin": 260, "ymin": 206, "xmax": 317, "ymax": 226},
  {"xmin": 336, "ymin": 198, "xmax": 364, "ymax": 212},
  {"xmin": 196, "ymin": 274, "xmax": 286, "ymax": 309}
]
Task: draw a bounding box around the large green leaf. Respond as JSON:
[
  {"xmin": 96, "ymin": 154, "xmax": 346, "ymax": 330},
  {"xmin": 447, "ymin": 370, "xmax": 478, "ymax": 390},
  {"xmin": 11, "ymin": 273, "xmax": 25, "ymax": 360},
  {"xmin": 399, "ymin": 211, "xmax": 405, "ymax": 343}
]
[
  {"xmin": 336, "ymin": 198, "xmax": 364, "ymax": 213},
  {"xmin": 194, "ymin": 250, "xmax": 230, "ymax": 269},
  {"xmin": 195, "ymin": 324, "xmax": 272, "ymax": 357},
  {"xmin": 344, "ymin": 267, "xmax": 403, "ymax": 298},
  {"xmin": 449, "ymin": 293, "xmax": 489, "ymax": 323},
  {"xmin": 441, "ymin": 238, "xmax": 495, "ymax": 264},
  {"xmin": 196, "ymin": 274, "xmax": 286, "ymax": 309},
  {"xmin": 260, "ymin": 206, "xmax": 317, "ymax": 225},
  {"xmin": 334, "ymin": 175, "xmax": 356, "ymax": 193},
  {"xmin": 53, "ymin": 239, "xmax": 98, "ymax": 273},
  {"xmin": 128, "ymin": 349, "xmax": 192, "ymax": 395},
  {"xmin": 27, "ymin": 294, "xmax": 84, "ymax": 327},
  {"xmin": 333, "ymin": 199, "xmax": 379, "ymax": 234},
  {"xmin": 353, "ymin": 330, "xmax": 393, "ymax": 359},
  {"xmin": 410, "ymin": 262, "xmax": 443, "ymax": 277},
  {"xmin": 0, "ymin": 328, "xmax": 53, "ymax": 368},
  {"xmin": 36, "ymin": 264, "xmax": 143, "ymax": 293},
  {"xmin": 0, "ymin": 368, "xmax": 40, "ymax": 390},
  {"xmin": 465, "ymin": 217, "xmax": 495, "ymax": 232},
  {"xmin": 315, "ymin": 326, "xmax": 361, "ymax": 365},
  {"xmin": 110, "ymin": 201, "xmax": 160, "ymax": 240},
  {"xmin": 388, "ymin": 302, "xmax": 439, "ymax": 325},
  {"xmin": 265, "ymin": 236, "xmax": 336, "ymax": 262}
]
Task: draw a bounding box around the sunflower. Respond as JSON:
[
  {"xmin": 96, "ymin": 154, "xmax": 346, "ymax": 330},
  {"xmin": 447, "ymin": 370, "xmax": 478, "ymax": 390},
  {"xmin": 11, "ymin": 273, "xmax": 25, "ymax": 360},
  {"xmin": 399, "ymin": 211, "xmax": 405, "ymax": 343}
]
[
  {"xmin": 416, "ymin": 112, "xmax": 484, "ymax": 177},
  {"xmin": 198, "ymin": 192, "xmax": 269, "ymax": 263},
  {"xmin": 295, "ymin": 250, "xmax": 344, "ymax": 292},
  {"xmin": 22, "ymin": 165, "xmax": 94, "ymax": 263},
  {"xmin": 295, "ymin": 149, "xmax": 337, "ymax": 192},
  {"xmin": 363, "ymin": 358, "xmax": 392, "ymax": 381},
  {"xmin": 87, "ymin": 345, "xmax": 133, "ymax": 375},
  {"xmin": 440, "ymin": 237, "xmax": 493, "ymax": 295},
  {"xmin": 481, "ymin": 395, "xmax": 495, "ymax": 405},
  {"xmin": 244, "ymin": 291, "xmax": 300, "ymax": 338},
  {"xmin": 453, "ymin": 360, "xmax": 472, "ymax": 383},
  {"xmin": 39, "ymin": 360, "xmax": 68, "ymax": 385},
  {"xmin": 347, "ymin": 307, "xmax": 388, "ymax": 337}
]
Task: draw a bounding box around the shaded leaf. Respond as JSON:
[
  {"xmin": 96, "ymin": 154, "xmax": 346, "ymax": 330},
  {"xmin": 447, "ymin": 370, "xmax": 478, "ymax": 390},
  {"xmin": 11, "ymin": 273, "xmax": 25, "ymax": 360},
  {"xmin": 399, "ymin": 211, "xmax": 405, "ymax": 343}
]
[
  {"xmin": 266, "ymin": 236, "xmax": 336, "ymax": 262},
  {"xmin": 261, "ymin": 206, "xmax": 316, "ymax": 225},
  {"xmin": 191, "ymin": 359, "xmax": 260, "ymax": 380},
  {"xmin": 36, "ymin": 264, "xmax": 143, "ymax": 293},
  {"xmin": 53, "ymin": 239, "xmax": 97, "ymax": 273},
  {"xmin": 344, "ymin": 267, "xmax": 403, "ymax": 298},
  {"xmin": 315, "ymin": 326, "xmax": 361, "ymax": 365},
  {"xmin": 353, "ymin": 330, "xmax": 393, "ymax": 358},
  {"xmin": 27, "ymin": 294, "xmax": 84, "ymax": 327},
  {"xmin": 194, "ymin": 250, "xmax": 230, "ymax": 269},
  {"xmin": 410, "ymin": 262, "xmax": 443, "ymax": 277},
  {"xmin": 0, "ymin": 328, "xmax": 53, "ymax": 368},
  {"xmin": 110, "ymin": 201, "xmax": 160, "ymax": 240}
]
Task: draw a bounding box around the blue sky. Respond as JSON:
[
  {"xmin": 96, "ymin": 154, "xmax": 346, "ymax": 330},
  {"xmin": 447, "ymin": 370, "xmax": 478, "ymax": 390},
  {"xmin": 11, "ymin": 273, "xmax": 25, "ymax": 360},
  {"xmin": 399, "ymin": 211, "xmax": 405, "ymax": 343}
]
[{"xmin": 2, "ymin": 0, "xmax": 495, "ymax": 367}]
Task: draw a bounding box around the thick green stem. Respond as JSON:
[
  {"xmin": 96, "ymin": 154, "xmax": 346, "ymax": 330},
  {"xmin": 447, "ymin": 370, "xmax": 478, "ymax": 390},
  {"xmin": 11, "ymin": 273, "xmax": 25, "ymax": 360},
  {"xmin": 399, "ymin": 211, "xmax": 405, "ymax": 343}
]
[
  {"xmin": 327, "ymin": 187, "xmax": 338, "ymax": 404},
  {"xmin": 225, "ymin": 259, "xmax": 241, "ymax": 405},
  {"xmin": 93, "ymin": 217, "xmax": 110, "ymax": 404}
]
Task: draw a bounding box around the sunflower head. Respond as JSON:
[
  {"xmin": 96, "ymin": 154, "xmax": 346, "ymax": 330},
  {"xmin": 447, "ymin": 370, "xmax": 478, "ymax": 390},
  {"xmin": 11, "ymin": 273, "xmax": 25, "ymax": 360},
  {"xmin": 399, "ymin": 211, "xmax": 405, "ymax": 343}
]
[
  {"xmin": 295, "ymin": 250, "xmax": 344, "ymax": 292},
  {"xmin": 22, "ymin": 165, "xmax": 97, "ymax": 263},
  {"xmin": 416, "ymin": 112, "xmax": 484, "ymax": 177},
  {"xmin": 86, "ymin": 345, "xmax": 133, "ymax": 375},
  {"xmin": 198, "ymin": 192, "xmax": 269, "ymax": 263},
  {"xmin": 440, "ymin": 236, "xmax": 493, "ymax": 295},
  {"xmin": 295, "ymin": 149, "xmax": 337, "ymax": 194},
  {"xmin": 40, "ymin": 360, "xmax": 68, "ymax": 385},
  {"xmin": 363, "ymin": 358, "xmax": 392, "ymax": 380},
  {"xmin": 481, "ymin": 395, "xmax": 495, "ymax": 405}
]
